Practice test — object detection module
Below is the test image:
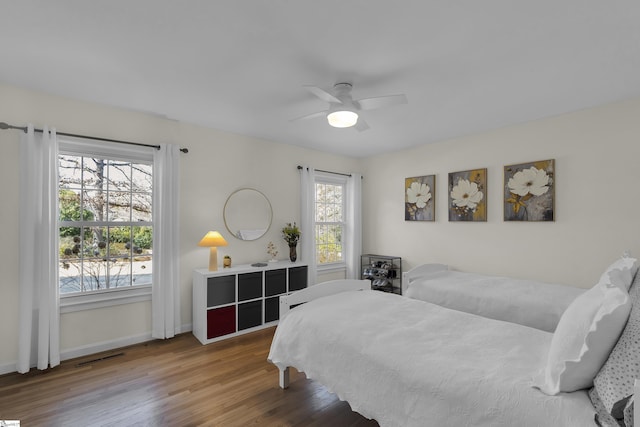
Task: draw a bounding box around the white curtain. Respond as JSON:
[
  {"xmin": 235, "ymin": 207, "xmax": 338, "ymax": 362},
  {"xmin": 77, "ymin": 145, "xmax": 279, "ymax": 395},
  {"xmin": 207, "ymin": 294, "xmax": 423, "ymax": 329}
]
[
  {"xmin": 17, "ymin": 125, "xmax": 60, "ymax": 373},
  {"xmin": 299, "ymin": 166, "xmax": 317, "ymax": 285},
  {"xmin": 346, "ymin": 173, "xmax": 363, "ymax": 279},
  {"xmin": 152, "ymin": 144, "xmax": 181, "ymax": 339}
]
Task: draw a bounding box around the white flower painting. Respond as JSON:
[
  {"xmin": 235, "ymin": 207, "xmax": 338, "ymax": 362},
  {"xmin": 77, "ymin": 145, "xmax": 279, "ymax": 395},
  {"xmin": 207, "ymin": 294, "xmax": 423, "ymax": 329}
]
[
  {"xmin": 450, "ymin": 179, "xmax": 483, "ymax": 211},
  {"xmin": 504, "ymin": 160, "xmax": 554, "ymax": 221},
  {"xmin": 407, "ymin": 182, "xmax": 432, "ymax": 208},
  {"xmin": 405, "ymin": 175, "xmax": 435, "ymax": 221},
  {"xmin": 508, "ymin": 167, "xmax": 550, "ymax": 197},
  {"xmin": 448, "ymin": 169, "xmax": 487, "ymax": 221}
]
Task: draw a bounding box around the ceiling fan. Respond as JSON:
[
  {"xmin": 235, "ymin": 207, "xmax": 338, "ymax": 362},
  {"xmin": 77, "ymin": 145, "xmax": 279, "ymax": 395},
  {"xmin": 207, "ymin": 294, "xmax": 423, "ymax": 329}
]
[{"xmin": 291, "ymin": 83, "xmax": 408, "ymax": 131}]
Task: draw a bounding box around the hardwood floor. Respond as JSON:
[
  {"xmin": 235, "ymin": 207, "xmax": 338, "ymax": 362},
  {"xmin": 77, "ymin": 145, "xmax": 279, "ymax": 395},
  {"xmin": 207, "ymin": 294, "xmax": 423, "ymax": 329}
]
[{"xmin": 0, "ymin": 328, "xmax": 379, "ymax": 426}]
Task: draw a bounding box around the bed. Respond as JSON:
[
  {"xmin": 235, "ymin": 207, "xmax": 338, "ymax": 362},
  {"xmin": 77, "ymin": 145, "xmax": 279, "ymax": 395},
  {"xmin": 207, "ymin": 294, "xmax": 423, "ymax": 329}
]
[
  {"xmin": 268, "ymin": 257, "xmax": 640, "ymax": 427},
  {"xmin": 402, "ymin": 263, "xmax": 585, "ymax": 332}
]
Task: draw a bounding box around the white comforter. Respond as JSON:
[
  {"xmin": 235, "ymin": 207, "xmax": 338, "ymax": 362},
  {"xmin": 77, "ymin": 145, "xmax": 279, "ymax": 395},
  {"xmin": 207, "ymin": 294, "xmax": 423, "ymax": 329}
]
[
  {"xmin": 268, "ymin": 290, "xmax": 596, "ymax": 427},
  {"xmin": 406, "ymin": 269, "xmax": 584, "ymax": 332}
]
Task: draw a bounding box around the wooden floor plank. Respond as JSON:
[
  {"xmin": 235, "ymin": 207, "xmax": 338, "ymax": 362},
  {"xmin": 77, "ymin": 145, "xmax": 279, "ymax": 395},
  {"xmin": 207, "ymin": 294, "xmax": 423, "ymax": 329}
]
[{"xmin": 0, "ymin": 327, "xmax": 379, "ymax": 427}]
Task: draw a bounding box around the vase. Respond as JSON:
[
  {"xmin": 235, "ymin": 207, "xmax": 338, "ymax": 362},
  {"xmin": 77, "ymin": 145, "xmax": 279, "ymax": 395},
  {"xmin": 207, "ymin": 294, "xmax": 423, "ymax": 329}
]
[{"xmin": 289, "ymin": 243, "xmax": 297, "ymax": 262}]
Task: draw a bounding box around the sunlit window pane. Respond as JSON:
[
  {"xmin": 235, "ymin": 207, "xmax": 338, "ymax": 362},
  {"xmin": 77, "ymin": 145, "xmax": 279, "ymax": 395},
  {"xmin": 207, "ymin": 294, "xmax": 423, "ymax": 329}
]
[
  {"xmin": 109, "ymin": 258, "xmax": 132, "ymax": 288},
  {"xmin": 132, "ymin": 163, "xmax": 153, "ymax": 193},
  {"xmin": 132, "ymin": 256, "xmax": 152, "ymax": 286},
  {"xmin": 58, "ymin": 151, "xmax": 153, "ymax": 295},
  {"xmin": 131, "ymin": 193, "xmax": 152, "ymax": 222},
  {"xmin": 107, "ymin": 191, "xmax": 132, "ymax": 221},
  {"xmin": 314, "ymin": 181, "xmax": 345, "ymax": 265},
  {"xmin": 82, "ymin": 158, "xmax": 107, "ymax": 190},
  {"xmin": 59, "ymin": 155, "xmax": 83, "ymax": 189},
  {"xmin": 106, "ymin": 160, "xmax": 131, "ymax": 191},
  {"xmin": 81, "ymin": 260, "xmax": 108, "ymax": 292},
  {"xmin": 81, "ymin": 190, "xmax": 107, "ymax": 222},
  {"xmin": 108, "ymin": 226, "xmax": 132, "ymax": 257}
]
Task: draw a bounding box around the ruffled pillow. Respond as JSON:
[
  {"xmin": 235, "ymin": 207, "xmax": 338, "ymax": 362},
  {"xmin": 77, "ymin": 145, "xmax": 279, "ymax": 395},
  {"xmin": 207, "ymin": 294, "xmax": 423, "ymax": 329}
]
[
  {"xmin": 596, "ymin": 254, "xmax": 639, "ymax": 291},
  {"xmin": 534, "ymin": 268, "xmax": 632, "ymax": 395}
]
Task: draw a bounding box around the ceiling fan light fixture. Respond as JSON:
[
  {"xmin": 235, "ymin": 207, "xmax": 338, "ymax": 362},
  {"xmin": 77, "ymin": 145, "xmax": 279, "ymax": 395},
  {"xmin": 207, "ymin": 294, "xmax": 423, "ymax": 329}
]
[{"xmin": 327, "ymin": 110, "xmax": 358, "ymax": 128}]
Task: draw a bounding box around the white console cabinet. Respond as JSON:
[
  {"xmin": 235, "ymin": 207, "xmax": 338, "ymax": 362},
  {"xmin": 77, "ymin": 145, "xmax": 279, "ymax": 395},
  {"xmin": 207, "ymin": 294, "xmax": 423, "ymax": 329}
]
[{"xmin": 192, "ymin": 261, "xmax": 308, "ymax": 345}]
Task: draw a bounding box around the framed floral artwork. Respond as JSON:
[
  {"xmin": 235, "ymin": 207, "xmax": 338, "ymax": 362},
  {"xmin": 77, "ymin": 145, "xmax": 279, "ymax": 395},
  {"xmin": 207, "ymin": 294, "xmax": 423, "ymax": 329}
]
[
  {"xmin": 504, "ymin": 159, "xmax": 554, "ymax": 221},
  {"xmin": 405, "ymin": 175, "xmax": 435, "ymax": 221},
  {"xmin": 448, "ymin": 168, "xmax": 487, "ymax": 222}
]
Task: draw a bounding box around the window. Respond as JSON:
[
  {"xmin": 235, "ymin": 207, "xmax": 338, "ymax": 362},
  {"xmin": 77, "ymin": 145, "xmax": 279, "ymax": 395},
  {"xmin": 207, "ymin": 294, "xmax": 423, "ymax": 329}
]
[
  {"xmin": 58, "ymin": 142, "xmax": 153, "ymax": 296},
  {"xmin": 315, "ymin": 176, "xmax": 346, "ymax": 265}
]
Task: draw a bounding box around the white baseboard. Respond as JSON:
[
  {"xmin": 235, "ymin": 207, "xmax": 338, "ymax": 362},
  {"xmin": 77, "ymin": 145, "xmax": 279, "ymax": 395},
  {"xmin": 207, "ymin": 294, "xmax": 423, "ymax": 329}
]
[
  {"xmin": 60, "ymin": 332, "xmax": 153, "ymax": 361},
  {"xmin": 0, "ymin": 322, "xmax": 193, "ymax": 376},
  {"xmin": 62, "ymin": 321, "xmax": 192, "ymax": 360}
]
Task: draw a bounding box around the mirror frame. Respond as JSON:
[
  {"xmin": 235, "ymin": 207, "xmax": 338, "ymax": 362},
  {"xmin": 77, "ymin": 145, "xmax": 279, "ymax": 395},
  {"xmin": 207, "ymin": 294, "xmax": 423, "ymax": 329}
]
[{"xmin": 223, "ymin": 188, "xmax": 273, "ymax": 241}]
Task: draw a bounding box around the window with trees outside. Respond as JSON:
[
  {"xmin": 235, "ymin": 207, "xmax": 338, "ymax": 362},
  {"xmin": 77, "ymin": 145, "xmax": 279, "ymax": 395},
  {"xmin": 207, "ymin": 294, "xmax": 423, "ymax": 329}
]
[
  {"xmin": 315, "ymin": 177, "xmax": 345, "ymax": 265},
  {"xmin": 58, "ymin": 146, "xmax": 153, "ymax": 295}
]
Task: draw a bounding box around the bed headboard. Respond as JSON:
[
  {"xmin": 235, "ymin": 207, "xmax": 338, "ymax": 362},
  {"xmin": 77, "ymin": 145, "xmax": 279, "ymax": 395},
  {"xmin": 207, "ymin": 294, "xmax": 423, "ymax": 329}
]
[
  {"xmin": 402, "ymin": 263, "xmax": 449, "ymax": 294},
  {"xmin": 279, "ymin": 279, "xmax": 370, "ymax": 317}
]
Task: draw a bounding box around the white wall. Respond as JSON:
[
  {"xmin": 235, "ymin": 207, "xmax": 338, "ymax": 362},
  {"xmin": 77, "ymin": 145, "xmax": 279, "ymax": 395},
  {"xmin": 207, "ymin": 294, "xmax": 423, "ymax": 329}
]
[
  {"xmin": 0, "ymin": 83, "xmax": 360, "ymax": 372},
  {"xmin": 362, "ymin": 97, "xmax": 640, "ymax": 288},
  {"xmin": 2, "ymin": 81, "xmax": 639, "ymax": 374}
]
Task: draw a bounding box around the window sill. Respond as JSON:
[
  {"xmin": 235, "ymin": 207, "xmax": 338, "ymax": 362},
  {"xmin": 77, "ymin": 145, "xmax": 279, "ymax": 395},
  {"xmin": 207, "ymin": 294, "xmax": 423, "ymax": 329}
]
[{"xmin": 60, "ymin": 285, "xmax": 152, "ymax": 313}]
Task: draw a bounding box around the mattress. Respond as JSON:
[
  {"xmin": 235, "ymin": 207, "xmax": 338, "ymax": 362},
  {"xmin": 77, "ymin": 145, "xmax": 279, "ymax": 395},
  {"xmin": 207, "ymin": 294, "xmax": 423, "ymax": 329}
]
[{"xmin": 405, "ymin": 269, "xmax": 584, "ymax": 332}]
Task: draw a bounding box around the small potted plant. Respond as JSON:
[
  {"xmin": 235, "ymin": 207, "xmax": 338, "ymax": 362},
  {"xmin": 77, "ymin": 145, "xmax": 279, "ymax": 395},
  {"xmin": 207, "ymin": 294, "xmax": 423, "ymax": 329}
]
[
  {"xmin": 267, "ymin": 241, "xmax": 278, "ymax": 262},
  {"xmin": 282, "ymin": 222, "xmax": 301, "ymax": 262}
]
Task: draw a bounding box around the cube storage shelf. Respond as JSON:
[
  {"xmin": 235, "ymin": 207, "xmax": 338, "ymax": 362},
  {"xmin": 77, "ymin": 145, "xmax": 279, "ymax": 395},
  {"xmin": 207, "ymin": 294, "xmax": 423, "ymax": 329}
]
[{"xmin": 192, "ymin": 261, "xmax": 308, "ymax": 344}]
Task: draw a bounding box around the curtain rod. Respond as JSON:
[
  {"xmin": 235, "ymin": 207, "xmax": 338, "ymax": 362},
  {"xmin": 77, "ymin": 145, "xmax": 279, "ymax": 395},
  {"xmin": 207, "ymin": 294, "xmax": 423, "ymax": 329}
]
[
  {"xmin": 297, "ymin": 165, "xmax": 355, "ymax": 177},
  {"xmin": 0, "ymin": 122, "xmax": 189, "ymax": 153}
]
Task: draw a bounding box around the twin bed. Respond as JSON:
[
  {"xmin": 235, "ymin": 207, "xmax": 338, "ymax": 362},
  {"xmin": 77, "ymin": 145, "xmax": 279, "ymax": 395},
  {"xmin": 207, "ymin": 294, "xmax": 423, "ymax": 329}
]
[{"xmin": 268, "ymin": 260, "xmax": 640, "ymax": 427}]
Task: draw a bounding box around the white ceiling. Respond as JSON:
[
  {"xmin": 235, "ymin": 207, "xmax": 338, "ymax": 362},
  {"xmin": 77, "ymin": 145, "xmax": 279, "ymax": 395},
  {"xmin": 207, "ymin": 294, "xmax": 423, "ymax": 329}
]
[{"xmin": 2, "ymin": 1, "xmax": 640, "ymax": 158}]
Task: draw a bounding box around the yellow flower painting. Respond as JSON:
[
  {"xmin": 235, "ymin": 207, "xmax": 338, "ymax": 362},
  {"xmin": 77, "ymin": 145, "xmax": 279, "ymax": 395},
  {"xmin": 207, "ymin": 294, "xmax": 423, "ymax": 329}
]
[
  {"xmin": 448, "ymin": 168, "xmax": 487, "ymax": 222},
  {"xmin": 504, "ymin": 159, "xmax": 554, "ymax": 221},
  {"xmin": 405, "ymin": 175, "xmax": 435, "ymax": 221}
]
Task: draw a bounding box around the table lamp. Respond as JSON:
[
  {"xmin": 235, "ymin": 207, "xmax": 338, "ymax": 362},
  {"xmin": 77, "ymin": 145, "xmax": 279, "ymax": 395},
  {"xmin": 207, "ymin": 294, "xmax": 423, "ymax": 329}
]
[{"xmin": 198, "ymin": 231, "xmax": 228, "ymax": 271}]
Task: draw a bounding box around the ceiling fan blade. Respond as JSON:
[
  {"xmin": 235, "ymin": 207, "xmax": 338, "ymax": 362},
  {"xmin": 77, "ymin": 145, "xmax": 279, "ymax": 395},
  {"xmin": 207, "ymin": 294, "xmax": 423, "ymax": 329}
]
[
  {"xmin": 304, "ymin": 85, "xmax": 342, "ymax": 104},
  {"xmin": 355, "ymin": 118, "xmax": 370, "ymax": 132},
  {"xmin": 289, "ymin": 110, "xmax": 327, "ymax": 122},
  {"xmin": 356, "ymin": 94, "xmax": 407, "ymax": 111}
]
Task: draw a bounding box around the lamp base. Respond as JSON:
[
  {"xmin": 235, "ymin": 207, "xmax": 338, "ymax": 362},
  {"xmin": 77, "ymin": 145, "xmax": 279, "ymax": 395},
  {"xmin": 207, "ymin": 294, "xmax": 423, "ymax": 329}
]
[{"xmin": 209, "ymin": 247, "xmax": 219, "ymax": 271}]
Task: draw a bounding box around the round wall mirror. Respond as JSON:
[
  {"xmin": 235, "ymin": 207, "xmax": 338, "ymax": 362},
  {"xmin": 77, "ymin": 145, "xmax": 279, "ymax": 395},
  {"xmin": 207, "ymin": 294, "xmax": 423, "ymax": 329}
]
[{"xmin": 223, "ymin": 188, "xmax": 272, "ymax": 241}]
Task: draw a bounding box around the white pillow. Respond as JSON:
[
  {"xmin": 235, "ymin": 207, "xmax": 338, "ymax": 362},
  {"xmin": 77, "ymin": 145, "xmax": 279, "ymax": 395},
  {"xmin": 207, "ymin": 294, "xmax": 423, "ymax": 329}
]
[
  {"xmin": 596, "ymin": 255, "xmax": 639, "ymax": 291},
  {"xmin": 534, "ymin": 270, "xmax": 632, "ymax": 395}
]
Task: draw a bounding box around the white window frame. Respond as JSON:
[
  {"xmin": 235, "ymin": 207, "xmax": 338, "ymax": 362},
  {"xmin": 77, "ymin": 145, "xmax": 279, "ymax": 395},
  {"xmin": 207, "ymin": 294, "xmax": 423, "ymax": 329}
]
[
  {"xmin": 58, "ymin": 136, "xmax": 154, "ymax": 313},
  {"xmin": 314, "ymin": 172, "xmax": 348, "ymax": 273}
]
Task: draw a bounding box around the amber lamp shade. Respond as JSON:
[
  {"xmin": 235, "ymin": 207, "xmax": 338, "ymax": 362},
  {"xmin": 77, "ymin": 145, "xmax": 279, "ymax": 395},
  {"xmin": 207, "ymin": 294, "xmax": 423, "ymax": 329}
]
[{"xmin": 198, "ymin": 231, "xmax": 228, "ymax": 271}]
